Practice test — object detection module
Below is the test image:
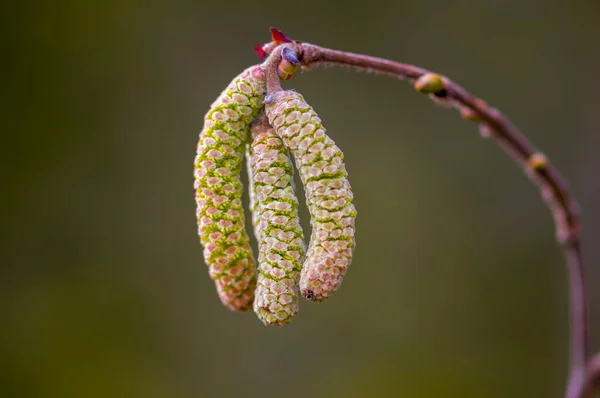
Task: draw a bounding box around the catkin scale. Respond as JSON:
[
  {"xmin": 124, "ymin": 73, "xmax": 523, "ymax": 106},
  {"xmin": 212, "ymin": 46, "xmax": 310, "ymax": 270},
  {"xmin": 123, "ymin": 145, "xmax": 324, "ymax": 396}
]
[
  {"xmin": 194, "ymin": 65, "xmax": 266, "ymax": 311},
  {"xmin": 265, "ymin": 91, "xmax": 357, "ymax": 302},
  {"xmin": 248, "ymin": 117, "xmax": 305, "ymax": 325}
]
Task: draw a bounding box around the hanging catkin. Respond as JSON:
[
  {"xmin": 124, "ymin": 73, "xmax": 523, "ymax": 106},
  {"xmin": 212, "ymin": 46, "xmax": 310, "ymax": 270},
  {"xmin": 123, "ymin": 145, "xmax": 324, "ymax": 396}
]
[
  {"xmin": 194, "ymin": 65, "xmax": 266, "ymax": 311},
  {"xmin": 265, "ymin": 90, "xmax": 357, "ymax": 302},
  {"xmin": 248, "ymin": 116, "xmax": 305, "ymax": 325}
]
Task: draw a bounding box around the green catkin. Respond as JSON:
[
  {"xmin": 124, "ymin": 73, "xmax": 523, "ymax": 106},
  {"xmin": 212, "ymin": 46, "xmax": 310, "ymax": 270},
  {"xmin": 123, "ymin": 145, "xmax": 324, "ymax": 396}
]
[
  {"xmin": 248, "ymin": 116, "xmax": 305, "ymax": 325},
  {"xmin": 265, "ymin": 91, "xmax": 357, "ymax": 302},
  {"xmin": 194, "ymin": 65, "xmax": 266, "ymax": 311},
  {"xmin": 245, "ymin": 139, "xmax": 261, "ymax": 240}
]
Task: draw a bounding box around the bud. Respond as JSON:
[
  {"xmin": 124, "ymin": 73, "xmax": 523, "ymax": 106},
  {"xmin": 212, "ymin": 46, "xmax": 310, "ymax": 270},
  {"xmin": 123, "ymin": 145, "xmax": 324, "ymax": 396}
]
[
  {"xmin": 414, "ymin": 73, "xmax": 445, "ymax": 94},
  {"xmin": 249, "ymin": 117, "xmax": 306, "ymax": 325},
  {"xmin": 265, "ymin": 91, "xmax": 357, "ymax": 302},
  {"xmin": 528, "ymin": 152, "xmax": 548, "ymax": 171},
  {"xmin": 194, "ymin": 65, "xmax": 266, "ymax": 311},
  {"xmin": 278, "ymin": 47, "xmax": 300, "ymax": 80},
  {"xmin": 460, "ymin": 107, "xmax": 480, "ymax": 122}
]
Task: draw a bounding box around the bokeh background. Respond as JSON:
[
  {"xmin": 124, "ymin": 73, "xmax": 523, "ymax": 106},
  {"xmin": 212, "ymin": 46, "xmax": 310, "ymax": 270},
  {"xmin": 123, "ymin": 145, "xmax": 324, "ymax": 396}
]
[{"xmin": 2, "ymin": 0, "xmax": 600, "ymax": 397}]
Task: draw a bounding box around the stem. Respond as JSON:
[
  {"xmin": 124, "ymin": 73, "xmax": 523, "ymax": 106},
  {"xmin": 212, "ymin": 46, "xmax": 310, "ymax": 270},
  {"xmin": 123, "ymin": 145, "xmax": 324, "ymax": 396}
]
[
  {"xmin": 270, "ymin": 40, "xmax": 589, "ymax": 397},
  {"xmin": 262, "ymin": 45, "xmax": 286, "ymax": 95}
]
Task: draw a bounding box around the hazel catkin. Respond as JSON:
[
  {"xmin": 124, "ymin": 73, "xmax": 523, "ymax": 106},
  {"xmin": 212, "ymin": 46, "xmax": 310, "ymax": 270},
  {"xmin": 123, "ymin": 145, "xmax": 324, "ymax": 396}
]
[
  {"xmin": 264, "ymin": 90, "xmax": 357, "ymax": 302},
  {"xmin": 194, "ymin": 65, "xmax": 266, "ymax": 311},
  {"xmin": 248, "ymin": 116, "xmax": 306, "ymax": 325}
]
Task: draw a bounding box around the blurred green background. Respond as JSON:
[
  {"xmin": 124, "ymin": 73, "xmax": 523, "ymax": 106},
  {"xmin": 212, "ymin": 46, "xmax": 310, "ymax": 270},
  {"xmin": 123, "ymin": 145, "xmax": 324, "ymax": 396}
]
[{"xmin": 2, "ymin": 0, "xmax": 600, "ymax": 397}]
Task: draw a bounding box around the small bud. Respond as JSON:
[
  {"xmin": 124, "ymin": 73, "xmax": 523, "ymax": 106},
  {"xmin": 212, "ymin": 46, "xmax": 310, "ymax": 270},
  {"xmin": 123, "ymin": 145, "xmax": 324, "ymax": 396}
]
[
  {"xmin": 460, "ymin": 107, "xmax": 480, "ymax": 122},
  {"xmin": 414, "ymin": 73, "xmax": 445, "ymax": 94},
  {"xmin": 278, "ymin": 61, "xmax": 298, "ymax": 80},
  {"xmin": 195, "ymin": 65, "xmax": 267, "ymax": 311},
  {"xmin": 282, "ymin": 47, "xmax": 300, "ymax": 65},
  {"xmin": 528, "ymin": 153, "xmax": 548, "ymax": 171},
  {"xmin": 265, "ymin": 91, "xmax": 357, "ymax": 302},
  {"xmin": 278, "ymin": 47, "xmax": 300, "ymax": 80}
]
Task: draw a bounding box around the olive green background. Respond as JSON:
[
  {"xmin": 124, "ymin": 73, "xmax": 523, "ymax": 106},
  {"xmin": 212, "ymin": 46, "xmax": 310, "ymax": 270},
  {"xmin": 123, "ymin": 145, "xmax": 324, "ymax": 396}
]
[{"xmin": 2, "ymin": 0, "xmax": 600, "ymax": 397}]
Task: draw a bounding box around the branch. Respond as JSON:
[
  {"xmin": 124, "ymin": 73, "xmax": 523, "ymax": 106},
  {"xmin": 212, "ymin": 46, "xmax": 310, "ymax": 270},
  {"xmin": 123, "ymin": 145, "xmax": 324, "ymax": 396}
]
[
  {"xmin": 260, "ymin": 36, "xmax": 589, "ymax": 397},
  {"xmin": 581, "ymin": 353, "xmax": 600, "ymax": 398}
]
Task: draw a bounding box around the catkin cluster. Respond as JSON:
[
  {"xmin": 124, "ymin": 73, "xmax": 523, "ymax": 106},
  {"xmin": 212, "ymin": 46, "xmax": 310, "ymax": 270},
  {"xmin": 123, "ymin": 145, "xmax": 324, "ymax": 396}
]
[{"xmin": 195, "ymin": 60, "xmax": 356, "ymax": 325}]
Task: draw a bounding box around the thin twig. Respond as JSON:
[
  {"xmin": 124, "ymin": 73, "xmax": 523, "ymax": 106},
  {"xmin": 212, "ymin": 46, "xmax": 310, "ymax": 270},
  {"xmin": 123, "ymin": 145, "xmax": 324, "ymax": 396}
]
[
  {"xmin": 581, "ymin": 353, "xmax": 600, "ymax": 397},
  {"xmin": 261, "ymin": 38, "xmax": 589, "ymax": 397}
]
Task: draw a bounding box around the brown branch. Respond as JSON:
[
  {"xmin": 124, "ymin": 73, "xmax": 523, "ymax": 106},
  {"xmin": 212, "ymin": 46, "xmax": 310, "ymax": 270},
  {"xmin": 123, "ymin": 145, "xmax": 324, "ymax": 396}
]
[
  {"xmin": 581, "ymin": 353, "xmax": 600, "ymax": 398},
  {"xmin": 261, "ymin": 37, "xmax": 589, "ymax": 397}
]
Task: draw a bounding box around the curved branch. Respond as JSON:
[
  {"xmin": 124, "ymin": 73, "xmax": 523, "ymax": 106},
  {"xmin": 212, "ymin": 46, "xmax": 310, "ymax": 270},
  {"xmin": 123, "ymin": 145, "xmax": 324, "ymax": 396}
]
[
  {"xmin": 262, "ymin": 45, "xmax": 286, "ymax": 95},
  {"xmin": 279, "ymin": 41, "xmax": 587, "ymax": 397}
]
